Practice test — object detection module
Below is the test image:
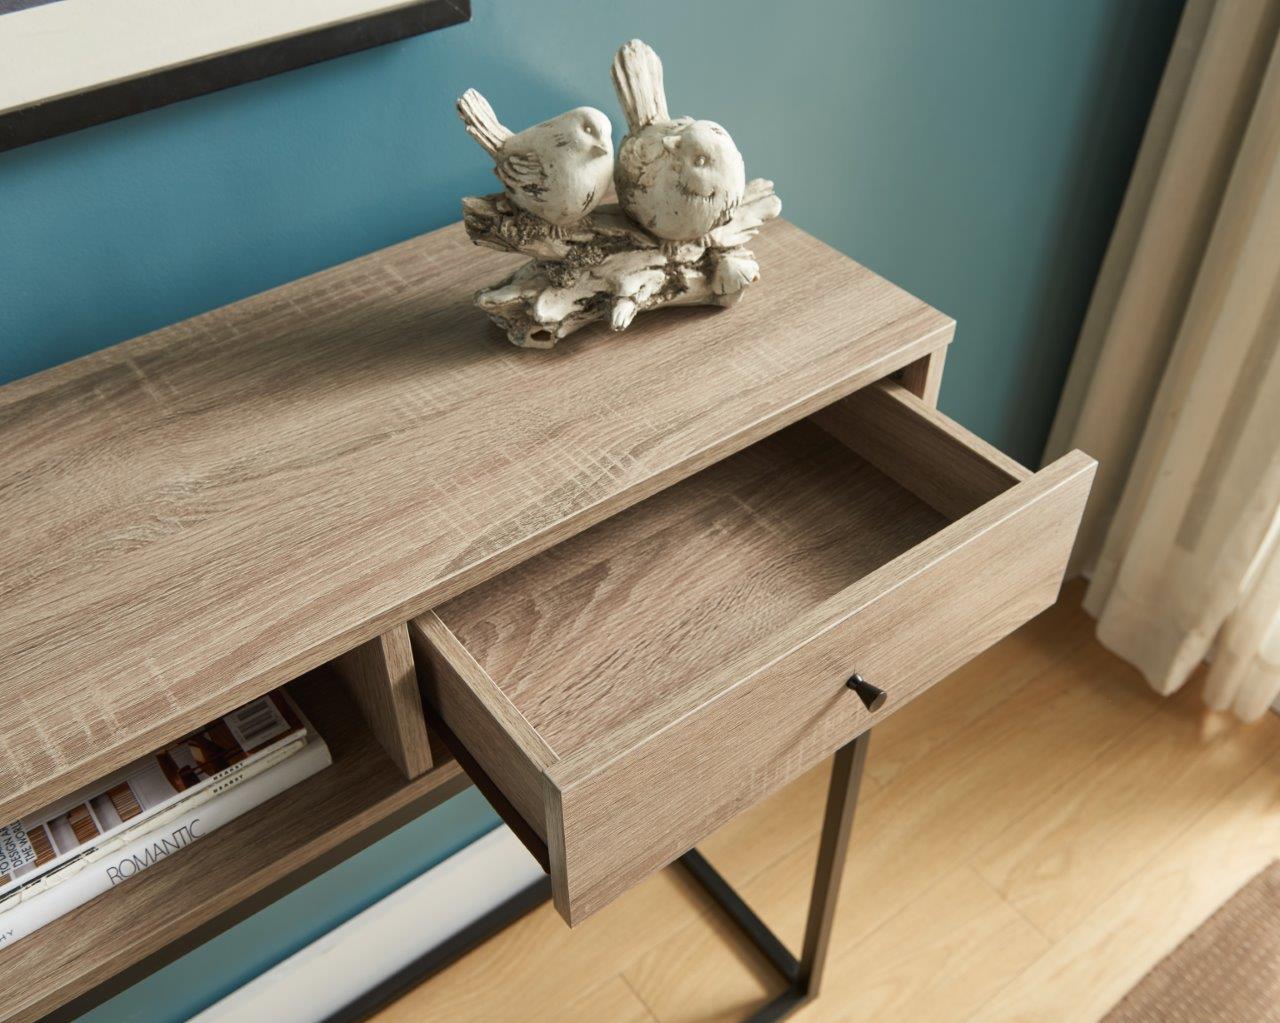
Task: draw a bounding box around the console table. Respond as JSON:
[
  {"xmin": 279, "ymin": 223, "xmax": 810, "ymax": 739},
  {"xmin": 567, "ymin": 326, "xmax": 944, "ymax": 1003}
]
[{"xmin": 0, "ymin": 218, "xmax": 1095, "ymax": 1023}]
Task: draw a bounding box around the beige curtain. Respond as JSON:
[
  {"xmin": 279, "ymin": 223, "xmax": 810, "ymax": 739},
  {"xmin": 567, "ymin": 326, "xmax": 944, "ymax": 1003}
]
[{"xmin": 1045, "ymin": 0, "xmax": 1280, "ymax": 721}]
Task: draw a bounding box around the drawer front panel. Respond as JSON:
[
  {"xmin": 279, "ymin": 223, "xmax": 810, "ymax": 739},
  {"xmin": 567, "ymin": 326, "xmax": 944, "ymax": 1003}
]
[{"xmin": 545, "ymin": 452, "xmax": 1094, "ymax": 924}]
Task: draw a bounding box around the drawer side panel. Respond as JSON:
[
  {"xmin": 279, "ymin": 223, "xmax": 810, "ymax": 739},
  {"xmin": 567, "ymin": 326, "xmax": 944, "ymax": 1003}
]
[
  {"xmin": 410, "ymin": 613, "xmax": 552, "ymax": 842},
  {"xmin": 812, "ymin": 380, "xmax": 1030, "ymax": 520}
]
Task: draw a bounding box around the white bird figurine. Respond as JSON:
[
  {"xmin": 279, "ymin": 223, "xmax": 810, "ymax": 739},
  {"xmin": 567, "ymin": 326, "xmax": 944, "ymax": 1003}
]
[
  {"xmin": 456, "ymin": 89, "xmax": 613, "ymax": 232},
  {"xmin": 611, "ymin": 40, "xmax": 746, "ymax": 246}
]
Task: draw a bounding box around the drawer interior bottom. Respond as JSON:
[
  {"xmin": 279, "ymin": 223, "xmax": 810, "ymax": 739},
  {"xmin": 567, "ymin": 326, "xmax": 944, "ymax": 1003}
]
[{"xmin": 434, "ymin": 420, "xmax": 949, "ymax": 756}]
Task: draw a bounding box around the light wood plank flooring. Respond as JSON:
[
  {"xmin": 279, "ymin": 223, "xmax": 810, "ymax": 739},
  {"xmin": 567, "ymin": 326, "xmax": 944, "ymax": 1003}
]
[{"xmin": 373, "ymin": 582, "xmax": 1280, "ymax": 1022}]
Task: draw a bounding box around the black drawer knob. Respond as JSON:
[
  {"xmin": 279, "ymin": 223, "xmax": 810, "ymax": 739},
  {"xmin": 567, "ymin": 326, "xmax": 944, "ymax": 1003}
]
[{"xmin": 846, "ymin": 674, "xmax": 886, "ymax": 711}]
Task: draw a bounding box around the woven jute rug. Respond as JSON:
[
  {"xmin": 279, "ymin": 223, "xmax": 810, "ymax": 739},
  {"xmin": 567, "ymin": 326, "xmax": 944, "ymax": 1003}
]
[{"xmin": 1104, "ymin": 861, "xmax": 1280, "ymax": 1022}]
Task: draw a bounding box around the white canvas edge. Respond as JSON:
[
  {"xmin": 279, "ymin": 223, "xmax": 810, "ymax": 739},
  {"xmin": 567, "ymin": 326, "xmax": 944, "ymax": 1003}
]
[
  {"xmin": 189, "ymin": 826, "xmax": 542, "ymax": 1023},
  {"xmin": 0, "ymin": 0, "xmax": 425, "ymax": 115}
]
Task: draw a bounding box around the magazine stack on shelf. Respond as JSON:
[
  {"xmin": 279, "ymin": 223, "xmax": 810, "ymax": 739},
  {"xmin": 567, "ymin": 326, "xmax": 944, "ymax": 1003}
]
[{"xmin": 0, "ymin": 690, "xmax": 331, "ymax": 947}]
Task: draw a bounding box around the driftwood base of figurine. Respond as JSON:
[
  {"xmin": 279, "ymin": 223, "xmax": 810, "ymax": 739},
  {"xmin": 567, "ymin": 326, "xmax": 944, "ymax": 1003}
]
[{"xmin": 462, "ymin": 179, "xmax": 781, "ymax": 348}]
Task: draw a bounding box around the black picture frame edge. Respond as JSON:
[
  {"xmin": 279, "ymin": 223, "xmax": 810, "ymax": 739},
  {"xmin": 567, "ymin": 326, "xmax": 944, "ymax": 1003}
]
[{"xmin": 0, "ymin": 0, "xmax": 471, "ymax": 153}]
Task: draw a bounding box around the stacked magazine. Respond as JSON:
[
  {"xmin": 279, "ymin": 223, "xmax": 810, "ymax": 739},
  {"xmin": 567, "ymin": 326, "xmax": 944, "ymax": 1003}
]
[{"xmin": 0, "ymin": 690, "xmax": 331, "ymax": 947}]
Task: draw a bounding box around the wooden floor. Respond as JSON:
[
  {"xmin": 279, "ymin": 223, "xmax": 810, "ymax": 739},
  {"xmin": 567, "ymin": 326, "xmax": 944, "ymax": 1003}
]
[{"xmin": 372, "ymin": 582, "xmax": 1280, "ymax": 1023}]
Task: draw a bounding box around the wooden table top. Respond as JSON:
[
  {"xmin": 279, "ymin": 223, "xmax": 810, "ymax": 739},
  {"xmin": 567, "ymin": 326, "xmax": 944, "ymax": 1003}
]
[{"xmin": 0, "ymin": 218, "xmax": 951, "ymax": 824}]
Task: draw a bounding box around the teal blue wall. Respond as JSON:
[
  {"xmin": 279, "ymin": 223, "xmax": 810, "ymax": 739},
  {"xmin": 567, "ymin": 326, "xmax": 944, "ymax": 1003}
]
[{"xmin": 0, "ymin": 2, "xmax": 1182, "ymax": 1020}]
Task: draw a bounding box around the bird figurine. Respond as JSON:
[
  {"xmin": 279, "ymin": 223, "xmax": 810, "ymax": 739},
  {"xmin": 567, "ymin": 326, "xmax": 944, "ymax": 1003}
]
[
  {"xmin": 456, "ymin": 89, "xmax": 614, "ymax": 233},
  {"xmin": 611, "ymin": 40, "xmax": 746, "ymax": 247}
]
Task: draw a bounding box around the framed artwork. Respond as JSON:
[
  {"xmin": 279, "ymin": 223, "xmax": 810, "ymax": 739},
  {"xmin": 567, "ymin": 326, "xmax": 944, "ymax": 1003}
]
[{"xmin": 0, "ymin": 0, "xmax": 470, "ymax": 152}]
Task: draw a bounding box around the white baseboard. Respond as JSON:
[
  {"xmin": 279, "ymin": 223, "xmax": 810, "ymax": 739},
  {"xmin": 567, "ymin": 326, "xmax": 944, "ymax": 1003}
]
[{"xmin": 190, "ymin": 826, "xmax": 542, "ymax": 1023}]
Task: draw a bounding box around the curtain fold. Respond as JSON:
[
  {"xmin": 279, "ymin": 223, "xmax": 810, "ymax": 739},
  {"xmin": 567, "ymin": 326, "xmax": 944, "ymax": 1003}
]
[{"xmin": 1045, "ymin": 0, "xmax": 1280, "ymax": 720}]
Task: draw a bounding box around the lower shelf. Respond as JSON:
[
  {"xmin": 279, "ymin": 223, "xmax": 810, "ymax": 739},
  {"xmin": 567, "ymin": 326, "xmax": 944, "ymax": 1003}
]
[{"xmin": 0, "ymin": 668, "xmax": 468, "ymax": 1023}]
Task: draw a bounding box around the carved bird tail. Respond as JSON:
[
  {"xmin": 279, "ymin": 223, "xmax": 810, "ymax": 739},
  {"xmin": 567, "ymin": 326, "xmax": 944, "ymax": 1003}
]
[
  {"xmin": 611, "ymin": 39, "xmax": 670, "ymax": 131},
  {"xmin": 457, "ymin": 88, "xmax": 512, "ymax": 157}
]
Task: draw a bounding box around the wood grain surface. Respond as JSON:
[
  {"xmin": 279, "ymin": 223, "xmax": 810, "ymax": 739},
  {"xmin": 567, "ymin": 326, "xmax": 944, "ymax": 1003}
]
[
  {"xmin": 547, "ymin": 451, "xmax": 1095, "ymax": 923},
  {"xmin": 899, "ymin": 347, "xmax": 947, "ymax": 407},
  {"xmin": 425, "ymin": 391, "xmax": 1095, "ymax": 924},
  {"xmin": 0, "ymin": 218, "xmax": 952, "ymax": 826},
  {"xmin": 812, "ymin": 380, "xmax": 1030, "ymax": 520},
  {"xmin": 375, "ymin": 586, "xmax": 1280, "ymax": 1023},
  {"xmin": 0, "ymin": 669, "xmax": 466, "ymax": 1023},
  {"xmin": 411, "ymin": 611, "xmax": 553, "ymax": 838},
  {"xmin": 435, "ymin": 421, "xmax": 946, "ymax": 754},
  {"xmin": 333, "ymin": 624, "xmax": 432, "ymax": 778}
]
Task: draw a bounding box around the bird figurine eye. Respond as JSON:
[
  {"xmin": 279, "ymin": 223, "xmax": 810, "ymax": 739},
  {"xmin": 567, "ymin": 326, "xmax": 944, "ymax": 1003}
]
[
  {"xmin": 693, "ymin": 154, "xmax": 709, "ymax": 168},
  {"xmin": 583, "ymin": 121, "xmax": 598, "ymax": 137}
]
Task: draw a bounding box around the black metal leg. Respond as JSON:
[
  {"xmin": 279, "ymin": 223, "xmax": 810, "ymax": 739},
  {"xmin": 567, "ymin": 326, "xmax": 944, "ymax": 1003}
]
[
  {"xmin": 678, "ymin": 729, "xmax": 871, "ymax": 1022},
  {"xmin": 678, "ymin": 848, "xmax": 800, "ymax": 983},
  {"xmin": 330, "ymin": 731, "xmax": 871, "ymax": 1023},
  {"xmin": 796, "ymin": 729, "xmax": 870, "ymax": 997}
]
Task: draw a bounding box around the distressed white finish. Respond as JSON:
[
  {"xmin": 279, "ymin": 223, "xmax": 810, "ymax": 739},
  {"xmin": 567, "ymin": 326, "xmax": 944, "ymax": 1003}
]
[
  {"xmin": 457, "ymin": 89, "xmax": 613, "ymax": 229},
  {"xmin": 458, "ymin": 40, "xmax": 778, "ymax": 348},
  {"xmin": 457, "ymin": 40, "xmax": 780, "ymax": 346},
  {"xmin": 462, "ymin": 178, "xmax": 781, "ymax": 348},
  {"xmin": 611, "ymin": 39, "xmax": 747, "ymax": 243}
]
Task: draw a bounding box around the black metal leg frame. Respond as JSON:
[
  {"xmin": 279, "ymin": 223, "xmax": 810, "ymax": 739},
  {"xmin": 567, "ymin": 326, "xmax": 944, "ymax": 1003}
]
[
  {"xmin": 677, "ymin": 730, "xmax": 870, "ymax": 1021},
  {"xmin": 331, "ymin": 730, "xmax": 872, "ymax": 1023}
]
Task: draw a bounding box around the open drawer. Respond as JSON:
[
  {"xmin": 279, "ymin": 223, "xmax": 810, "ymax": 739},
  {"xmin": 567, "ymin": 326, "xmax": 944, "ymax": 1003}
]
[{"xmin": 409, "ymin": 380, "xmax": 1096, "ymax": 925}]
